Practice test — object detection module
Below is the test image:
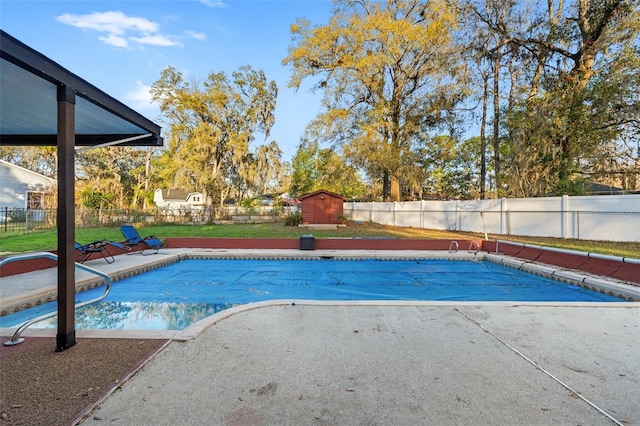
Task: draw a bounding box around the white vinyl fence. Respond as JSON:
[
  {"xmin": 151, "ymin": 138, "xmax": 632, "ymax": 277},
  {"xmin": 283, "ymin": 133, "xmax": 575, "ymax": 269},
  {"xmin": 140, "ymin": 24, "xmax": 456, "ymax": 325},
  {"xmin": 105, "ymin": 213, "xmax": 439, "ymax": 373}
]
[{"xmin": 344, "ymin": 194, "xmax": 640, "ymax": 243}]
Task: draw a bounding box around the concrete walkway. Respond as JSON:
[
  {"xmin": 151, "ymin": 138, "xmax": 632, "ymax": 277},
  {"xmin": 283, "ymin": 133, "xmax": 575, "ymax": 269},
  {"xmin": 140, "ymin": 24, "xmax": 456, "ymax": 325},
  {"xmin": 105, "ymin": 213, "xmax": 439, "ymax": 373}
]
[
  {"xmin": 79, "ymin": 303, "xmax": 639, "ymax": 425},
  {"xmin": 1, "ymin": 250, "xmax": 638, "ymax": 425}
]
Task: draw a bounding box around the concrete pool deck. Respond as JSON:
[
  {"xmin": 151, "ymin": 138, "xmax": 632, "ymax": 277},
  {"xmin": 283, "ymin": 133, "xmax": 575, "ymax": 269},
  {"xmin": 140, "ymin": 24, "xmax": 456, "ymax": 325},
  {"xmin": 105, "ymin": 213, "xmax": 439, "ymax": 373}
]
[{"xmin": 1, "ymin": 250, "xmax": 639, "ymax": 425}]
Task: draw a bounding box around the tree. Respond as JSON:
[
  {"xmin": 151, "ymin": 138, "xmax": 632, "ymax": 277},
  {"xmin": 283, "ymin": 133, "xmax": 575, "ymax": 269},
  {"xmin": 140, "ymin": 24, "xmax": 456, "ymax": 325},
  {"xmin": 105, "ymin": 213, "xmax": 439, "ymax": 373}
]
[
  {"xmin": 459, "ymin": 0, "xmax": 537, "ymax": 197},
  {"xmin": 150, "ymin": 65, "xmax": 278, "ymax": 215},
  {"xmin": 418, "ymin": 135, "xmax": 477, "ymax": 199},
  {"xmin": 578, "ymin": 46, "xmax": 640, "ymax": 191},
  {"xmin": 460, "ymin": 0, "xmax": 640, "ymax": 196},
  {"xmin": 0, "ymin": 146, "xmax": 57, "ymax": 177},
  {"xmin": 492, "ymin": 0, "xmax": 639, "ymax": 195},
  {"xmin": 289, "ymin": 139, "xmax": 366, "ymax": 199},
  {"xmin": 230, "ymin": 141, "xmax": 285, "ymax": 200},
  {"xmin": 284, "ymin": 0, "xmax": 467, "ymax": 201},
  {"xmin": 76, "ymin": 147, "xmax": 150, "ymax": 209}
]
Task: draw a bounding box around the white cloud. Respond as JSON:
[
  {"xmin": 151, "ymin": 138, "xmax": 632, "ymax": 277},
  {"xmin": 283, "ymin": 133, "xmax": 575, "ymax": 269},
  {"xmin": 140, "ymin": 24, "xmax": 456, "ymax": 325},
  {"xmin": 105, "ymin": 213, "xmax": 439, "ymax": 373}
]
[
  {"xmin": 131, "ymin": 34, "xmax": 182, "ymax": 47},
  {"xmin": 56, "ymin": 10, "xmax": 199, "ymax": 49},
  {"xmin": 56, "ymin": 11, "xmax": 157, "ymax": 35},
  {"xmin": 186, "ymin": 30, "xmax": 206, "ymax": 41},
  {"xmin": 124, "ymin": 81, "xmax": 158, "ymax": 111},
  {"xmin": 200, "ymin": 0, "xmax": 226, "ymax": 8},
  {"xmin": 98, "ymin": 33, "xmax": 129, "ymax": 48}
]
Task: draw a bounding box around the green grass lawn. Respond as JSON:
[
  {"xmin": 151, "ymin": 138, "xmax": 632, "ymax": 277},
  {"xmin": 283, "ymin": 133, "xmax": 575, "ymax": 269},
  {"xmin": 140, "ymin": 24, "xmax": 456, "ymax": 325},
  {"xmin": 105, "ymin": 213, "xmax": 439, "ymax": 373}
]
[{"xmin": 0, "ymin": 221, "xmax": 638, "ymax": 258}]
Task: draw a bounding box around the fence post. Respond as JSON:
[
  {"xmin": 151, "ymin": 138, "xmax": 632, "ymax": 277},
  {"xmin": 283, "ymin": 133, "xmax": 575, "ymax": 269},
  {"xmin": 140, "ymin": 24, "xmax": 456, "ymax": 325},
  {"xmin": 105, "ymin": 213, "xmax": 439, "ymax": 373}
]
[
  {"xmin": 561, "ymin": 195, "xmax": 569, "ymax": 239},
  {"xmin": 500, "ymin": 198, "xmax": 506, "ymax": 235},
  {"xmin": 3, "ymin": 207, "xmax": 7, "ymax": 232}
]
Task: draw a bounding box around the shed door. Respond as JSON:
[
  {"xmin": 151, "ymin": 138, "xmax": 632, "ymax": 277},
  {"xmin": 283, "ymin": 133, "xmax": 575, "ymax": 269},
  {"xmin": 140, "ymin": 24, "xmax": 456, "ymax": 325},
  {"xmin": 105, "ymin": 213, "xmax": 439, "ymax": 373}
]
[{"xmin": 313, "ymin": 196, "xmax": 331, "ymax": 223}]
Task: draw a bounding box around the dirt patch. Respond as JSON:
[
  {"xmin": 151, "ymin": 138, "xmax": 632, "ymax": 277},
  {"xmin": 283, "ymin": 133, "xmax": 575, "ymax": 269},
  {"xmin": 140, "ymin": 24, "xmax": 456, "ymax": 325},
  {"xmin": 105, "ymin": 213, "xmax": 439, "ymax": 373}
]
[{"xmin": 0, "ymin": 336, "xmax": 168, "ymax": 425}]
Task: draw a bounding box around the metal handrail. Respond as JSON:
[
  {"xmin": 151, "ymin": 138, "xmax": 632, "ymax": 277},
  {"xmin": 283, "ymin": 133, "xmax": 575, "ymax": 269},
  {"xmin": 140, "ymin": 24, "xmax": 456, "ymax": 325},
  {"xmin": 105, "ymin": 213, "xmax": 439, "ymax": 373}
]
[
  {"xmin": 448, "ymin": 241, "xmax": 459, "ymax": 253},
  {"xmin": 1, "ymin": 252, "xmax": 112, "ymax": 346},
  {"xmin": 468, "ymin": 241, "xmax": 480, "ymax": 254}
]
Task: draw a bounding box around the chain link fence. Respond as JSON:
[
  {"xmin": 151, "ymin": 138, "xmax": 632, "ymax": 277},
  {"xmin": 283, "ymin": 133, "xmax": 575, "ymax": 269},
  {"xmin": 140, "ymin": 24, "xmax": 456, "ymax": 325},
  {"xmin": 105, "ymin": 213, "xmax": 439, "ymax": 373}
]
[
  {"xmin": 472, "ymin": 210, "xmax": 640, "ymax": 241},
  {"xmin": 0, "ymin": 205, "xmax": 297, "ymax": 234},
  {"xmin": 574, "ymin": 211, "xmax": 640, "ymax": 241}
]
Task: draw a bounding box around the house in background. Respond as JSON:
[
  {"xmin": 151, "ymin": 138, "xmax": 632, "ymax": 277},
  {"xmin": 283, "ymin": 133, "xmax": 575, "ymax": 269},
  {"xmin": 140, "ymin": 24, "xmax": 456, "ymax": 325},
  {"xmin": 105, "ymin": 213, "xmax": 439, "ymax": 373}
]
[
  {"xmin": 153, "ymin": 189, "xmax": 205, "ymax": 213},
  {"xmin": 0, "ymin": 159, "xmax": 56, "ymax": 210}
]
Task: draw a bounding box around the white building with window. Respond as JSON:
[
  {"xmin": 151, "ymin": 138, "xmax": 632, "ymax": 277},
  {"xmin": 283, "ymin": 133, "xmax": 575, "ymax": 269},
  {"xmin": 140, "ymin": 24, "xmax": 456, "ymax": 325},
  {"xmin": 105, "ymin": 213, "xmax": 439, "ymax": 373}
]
[
  {"xmin": 0, "ymin": 159, "xmax": 56, "ymax": 210},
  {"xmin": 153, "ymin": 189, "xmax": 205, "ymax": 213}
]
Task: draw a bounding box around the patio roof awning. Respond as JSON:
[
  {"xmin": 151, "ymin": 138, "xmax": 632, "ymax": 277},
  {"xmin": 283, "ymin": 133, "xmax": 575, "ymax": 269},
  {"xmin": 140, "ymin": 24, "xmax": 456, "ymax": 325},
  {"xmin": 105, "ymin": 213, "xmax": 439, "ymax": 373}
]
[
  {"xmin": 0, "ymin": 30, "xmax": 163, "ymax": 147},
  {"xmin": 0, "ymin": 30, "xmax": 164, "ymax": 352}
]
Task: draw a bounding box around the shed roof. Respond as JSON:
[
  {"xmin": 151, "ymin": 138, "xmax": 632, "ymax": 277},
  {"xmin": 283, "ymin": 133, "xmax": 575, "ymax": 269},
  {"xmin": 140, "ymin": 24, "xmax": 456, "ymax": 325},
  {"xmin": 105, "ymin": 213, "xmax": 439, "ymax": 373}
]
[{"xmin": 299, "ymin": 189, "xmax": 347, "ymax": 201}]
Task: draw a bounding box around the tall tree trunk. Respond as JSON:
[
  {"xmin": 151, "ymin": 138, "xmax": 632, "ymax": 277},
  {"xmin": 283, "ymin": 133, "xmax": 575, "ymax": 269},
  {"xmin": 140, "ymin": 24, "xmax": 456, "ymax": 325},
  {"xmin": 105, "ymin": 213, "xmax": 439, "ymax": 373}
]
[
  {"xmin": 391, "ymin": 174, "xmax": 401, "ymax": 202},
  {"xmin": 383, "ymin": 170, "xmax": 391, "ymax": 201},
  {"xmin": 492, "ymin": 51, "xmax": 501, "ymax": 195},
  {"xmin": 480, "ymin": 72, "xmax": 489, "ymax": 199}
]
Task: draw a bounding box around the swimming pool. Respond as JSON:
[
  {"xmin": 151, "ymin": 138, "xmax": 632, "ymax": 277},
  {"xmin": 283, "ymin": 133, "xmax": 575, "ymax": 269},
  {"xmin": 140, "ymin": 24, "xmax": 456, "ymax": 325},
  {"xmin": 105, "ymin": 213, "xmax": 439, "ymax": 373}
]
[{"xmin": 0, "ymin": 258, "xmax": 629, "ymax": 330}]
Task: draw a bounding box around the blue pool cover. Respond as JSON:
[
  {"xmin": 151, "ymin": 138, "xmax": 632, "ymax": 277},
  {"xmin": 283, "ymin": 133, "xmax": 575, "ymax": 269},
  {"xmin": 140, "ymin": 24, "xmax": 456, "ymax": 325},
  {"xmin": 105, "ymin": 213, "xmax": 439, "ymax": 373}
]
[{"xmin": 0, "ymin": 259, "xmax": 626, "ymax": 330}]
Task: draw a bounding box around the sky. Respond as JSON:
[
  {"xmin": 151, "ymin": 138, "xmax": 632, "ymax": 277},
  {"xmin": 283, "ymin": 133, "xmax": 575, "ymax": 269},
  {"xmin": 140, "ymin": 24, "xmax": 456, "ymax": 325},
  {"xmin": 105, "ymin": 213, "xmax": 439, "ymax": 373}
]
[{"xmin": 1, "ymin": 0, "xmax": 333, "ymax": 162}]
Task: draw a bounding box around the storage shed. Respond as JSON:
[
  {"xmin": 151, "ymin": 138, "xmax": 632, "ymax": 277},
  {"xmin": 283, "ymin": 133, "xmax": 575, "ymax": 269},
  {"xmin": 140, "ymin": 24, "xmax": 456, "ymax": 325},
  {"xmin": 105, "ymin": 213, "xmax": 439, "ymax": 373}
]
[{"xmin": 299, "ymin": 189, "xmax": 346, "ymax": 224}]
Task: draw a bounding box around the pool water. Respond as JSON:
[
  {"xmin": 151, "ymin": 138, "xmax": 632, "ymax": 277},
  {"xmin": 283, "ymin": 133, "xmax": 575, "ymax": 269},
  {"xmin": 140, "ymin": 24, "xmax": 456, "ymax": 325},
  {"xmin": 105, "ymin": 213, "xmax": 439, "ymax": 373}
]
[{"xmin": 0, "ymin": 258, "xmax": 626, "ymax": 330}]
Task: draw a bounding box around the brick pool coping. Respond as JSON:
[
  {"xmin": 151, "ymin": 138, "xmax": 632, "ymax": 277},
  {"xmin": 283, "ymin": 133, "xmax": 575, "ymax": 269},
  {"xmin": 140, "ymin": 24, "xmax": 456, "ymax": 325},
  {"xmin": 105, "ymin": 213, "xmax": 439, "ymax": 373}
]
[{"xmin": 2, "ymin": 238, "xmax": 638, "ymax": 286}]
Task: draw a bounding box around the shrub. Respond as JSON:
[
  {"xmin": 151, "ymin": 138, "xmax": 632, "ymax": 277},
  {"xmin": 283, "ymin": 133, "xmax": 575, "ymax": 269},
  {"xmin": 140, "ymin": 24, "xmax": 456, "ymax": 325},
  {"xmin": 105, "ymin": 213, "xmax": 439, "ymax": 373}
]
[
  {"xmin": 284, "ymin": 211, "xmax": 302, "ymax": 227},
  {"xmin": 7, "ymin": 209, "xmax": 26, "ymax": 222},
  {"xmin": 337, "ymin": 213, "xmax": 349, "ymax": 224}
]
